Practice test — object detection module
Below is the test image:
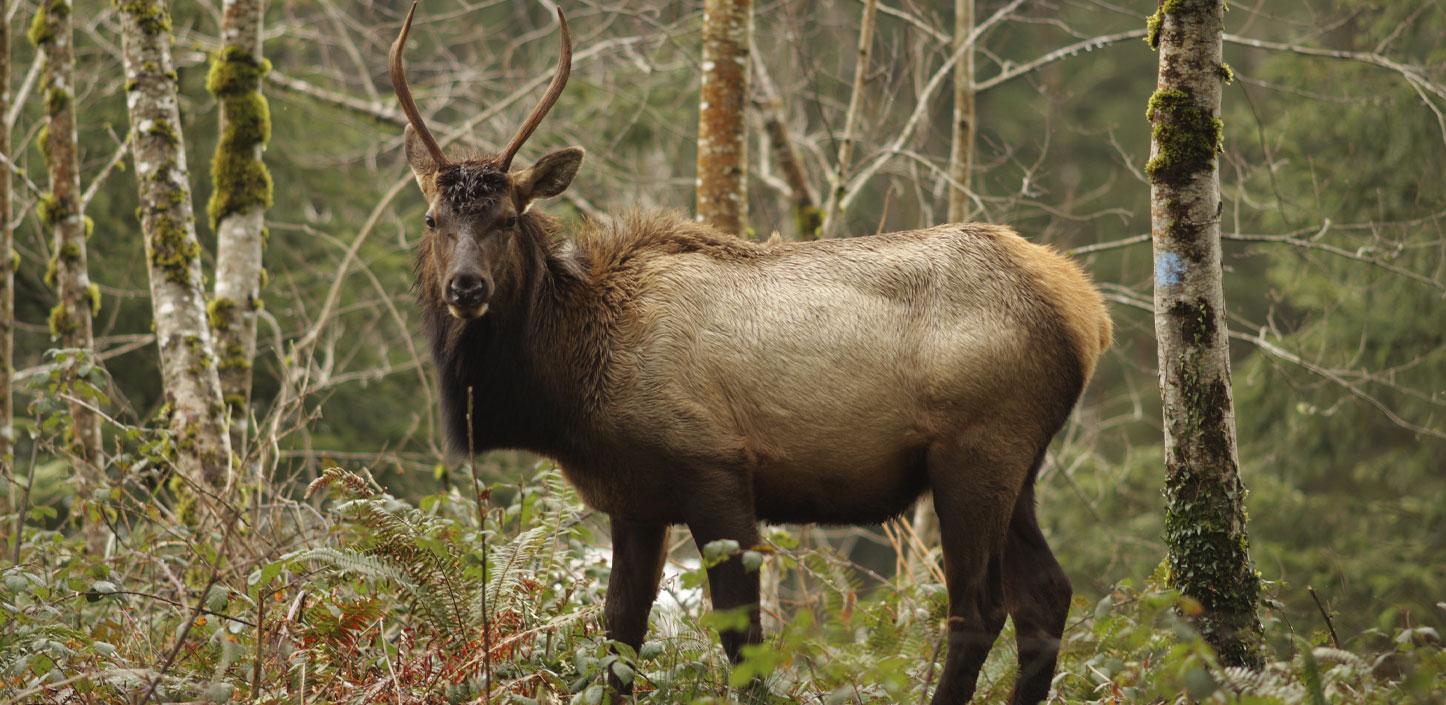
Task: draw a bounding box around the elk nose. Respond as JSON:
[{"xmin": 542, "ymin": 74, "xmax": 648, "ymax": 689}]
[{"xmin": 446, "ymin": 273, "xmax": 489, "ymax": 307}]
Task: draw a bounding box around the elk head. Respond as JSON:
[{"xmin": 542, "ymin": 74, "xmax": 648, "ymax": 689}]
[{"xmin": 392, "ymin": 2, "xmax": 584, "ymax": 320}]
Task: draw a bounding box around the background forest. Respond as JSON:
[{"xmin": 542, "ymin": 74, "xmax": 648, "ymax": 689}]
[{"xmin": 0, "ymin": 0, "xmax": 1441, "ymax": 703}]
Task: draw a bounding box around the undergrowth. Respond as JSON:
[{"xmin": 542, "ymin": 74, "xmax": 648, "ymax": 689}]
[{"xmin": 1, "ymin": 460, "xmax": 1441, "ymax": 703}]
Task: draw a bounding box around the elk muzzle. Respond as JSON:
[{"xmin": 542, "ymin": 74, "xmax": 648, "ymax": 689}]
[{"xmin": 445, "ymin": 270, "xmax": 492, "ymax": 319}]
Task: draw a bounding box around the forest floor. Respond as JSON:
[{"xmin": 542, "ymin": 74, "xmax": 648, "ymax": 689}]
[{"xmin": 1, "ymin": 463, "xmax": 1440, "ymax": 704}]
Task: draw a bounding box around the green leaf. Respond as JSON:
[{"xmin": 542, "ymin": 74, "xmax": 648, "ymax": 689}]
[
  {"xmin": 205, "ymin": 586, "xmax": 229, "ymax": 612},
  {"xmin": 702, "ymin": 539, "xmax": 739, "ymax": 567},
  {"xmin": 84, "ymin": 580, "xmax": 119, "ymax": 602},
  {"xmin": 248, "ymin": 560, "xmax": 286, "ymax": 598}
]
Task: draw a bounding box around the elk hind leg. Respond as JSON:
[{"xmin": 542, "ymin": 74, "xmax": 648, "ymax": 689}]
[
  {"xmin": 927, "ymin": 438, "xmax": 1026, "ymax": 705},
  {"xmin": 1004, "ymin": 481, "xmax": 1071, "ymax": 705}
]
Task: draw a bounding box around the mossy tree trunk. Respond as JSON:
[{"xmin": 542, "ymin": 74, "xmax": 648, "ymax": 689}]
[
  {"xmin": 207, "ymin": 0, "xmax": 272, "ymax": 446},
  {"xmin": 695, "ymin": 0, "xmax": 751, "ymax": 237},
  {"xmin": 946, "ymin": 0, "xmax": 975, "ymax": 223},
  {"xmin": 1, "ymin": 0, "xmax": 14, "ymax": 485},
  {"xmin": 117, "ymin": 0, "xmax": 233, "ymax": 492},
  {"xmin": 32, "ymin": 0, "xmax": 106, "ymax": 550},
  {"xmin": 819, "ymin": 0, "xmax": 877, "ymax": 237},
  {"xmin": 1146, "ymin": 0, "xmax": 1263, "ymax": 668}
]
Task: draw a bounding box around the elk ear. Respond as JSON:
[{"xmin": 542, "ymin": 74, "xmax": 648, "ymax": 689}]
[
  {"xmin": 404, "ymin": 125, "xmax": 440, "ymax": 193},
  {"xmin": 515, "ymin": 147, "xmax": 584, "ymax": 206}
]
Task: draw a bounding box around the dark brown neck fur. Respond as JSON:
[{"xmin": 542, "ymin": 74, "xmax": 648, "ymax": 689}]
[{"xmin": 417, "ymin": 213, "xmax": 592, "ymax": 457}]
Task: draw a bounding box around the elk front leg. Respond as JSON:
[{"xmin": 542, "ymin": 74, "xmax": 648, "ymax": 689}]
[
  {"xmin": 683, "ymin": 470, "xmax": 763, "ymax": 663},
  {"xmin": 605, "ymin": 518, "xmax": 670, "ymax": 693}
]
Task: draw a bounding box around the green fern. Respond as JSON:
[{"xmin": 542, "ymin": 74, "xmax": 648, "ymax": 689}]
[{"xmin": 300, "ymin": 465, "xmax": 585, "ymax": 646}]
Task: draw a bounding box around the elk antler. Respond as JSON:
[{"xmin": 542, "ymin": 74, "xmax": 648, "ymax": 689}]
[
  {"xmin": 390, "ymin": 2, "xmax": 449, "ymax": 169},
  {"xmin": 497, "ymin": 8, "xmax": 572, "ymax": 172}
]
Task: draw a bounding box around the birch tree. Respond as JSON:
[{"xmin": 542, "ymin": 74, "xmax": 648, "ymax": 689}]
[
  {"xmin": 208, "ymin": 0, "xmax": 271, "ymax": 435},
  {"xmin": 117, "ymin": 0, "xmax": 233, "ymax": 491},
  {"xmin": 31, "ymin": 0, "xmax": 104, "ymax": 491},
  {"xmin": 946, "ymin": 0, "xmax": 975, "ymax": 222},
  {"xmin": 695, "ymin": 0, "xmax": 751, "ymax": 237},
  {"xmin": 1146, "ymin": 0, "xmax": 1263, "ymax": 668}
]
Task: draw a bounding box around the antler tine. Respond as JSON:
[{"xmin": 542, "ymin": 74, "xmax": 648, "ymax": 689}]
[
  {"xmin": 497, "ymin": 8, "xmax": 572, "ymax": 172},
  {"xmin": 390, "ymin": 2, "xmax": 450, "ymax": 169}
]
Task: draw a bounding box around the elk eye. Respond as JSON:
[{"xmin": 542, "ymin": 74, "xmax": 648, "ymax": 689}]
[
  {"xmin": 424, "ymin": 213, "xmax": 436, "ymax": 229},
  {"xmin": 502, "ymin": 215, "xmax": 518, "ymax": 229}
]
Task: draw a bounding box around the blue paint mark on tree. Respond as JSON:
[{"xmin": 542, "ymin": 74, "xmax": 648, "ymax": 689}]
[{"xmin": 1156, "ymin": 251, "xmax": 1186, "ymax": 287}]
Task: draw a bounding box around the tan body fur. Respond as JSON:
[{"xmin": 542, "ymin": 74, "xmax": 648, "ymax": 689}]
[{"xmin": 552, "ymin": 216, "xmax": 1111, "ymax": 528}]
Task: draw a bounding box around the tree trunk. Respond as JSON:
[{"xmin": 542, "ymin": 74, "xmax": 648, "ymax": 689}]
[
  {"xmin": 695, "ymin": 0, "xmax": 752, "ymax": 237},
  {"xmin": 1147, "ymin": 0, "xmax": 1263, "ymax": 668},
  {"xmin": 118, "ymin": 0, "xmax": 233, "ymax": 492},
  {"xmin": 31, "ymin": 0, "xmax": 105, "ymax": 549},
  {"xmin": 208, "ymin": 0, "xmax": 272, "ymax": 446},
  {"xmin": 749, "ymin": 55, "xmax": 818, "ymax": 240},
  {"xmin": 0, "ymin": 0, "xmax": 14, "ymax": 484},
  {"xmin": 819, "ymin": 0, "xmax": 878, "ymax": 238},
  {"xmin": 946, "ymin": 0, "xmax": 975, "ymax": 223}
]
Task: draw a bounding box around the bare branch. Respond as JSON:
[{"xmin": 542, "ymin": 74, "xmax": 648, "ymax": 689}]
[{"xmin": 974, "ymin": 29, "xmax": 1149, "ymax": 93}]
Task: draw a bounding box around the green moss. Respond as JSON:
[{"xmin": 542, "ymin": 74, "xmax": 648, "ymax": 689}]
[
  {"xmin": 183, "ymin": 335, "xmax": 220, "ymax": 376},
  {"xmin": 1145, "ymin": 8, "xmax": 1163, "ymax": 49},
  {"xmin": 48, "ymin": 303, "xmax": 74, "ymax": 338},
  {"xmin": 206, "ymin": 297, "xmax": 236, "ymax": 330},
  {"xmin": 1218, "ymin": 61, "xmax": 1235, "ymax": 83},
  {"xmin": 142, "ymin": 117, "xmax": 179, "ymax": 145},
  {"xmin": 205, "ymin": 47, "xmax": 271, "ymax": 97},
  {"xmin": 208, "ymin": 144, "xmax": 273, "ymax": 230},
  {"xmin": 149, "ymin": 214, "xmax": 201, "ymax": 285},
  {"xmin": 27, "ymin": 1, "xmax": 69, "ymax": 48},
  {"xmin": 217, "ymin": 342, "xmax": 251, "ymax": 373},
  {"xmin": 35, "ymin": 192, "xmax": 67, "ymax": 226},
  {"xmin": 35, "ymin": 124, "xmax": 51, "ymax": 161},
  {"xmin": 222, "ymin": 94, "xmax": 271, "ymax": 146},
  {"xmin": 1164, "ymin": 444, "xmax": 1264, "ymax": 668},
  {"xmin": 44, "ymin": 85, "xmax": 70, "ymax": 115},
  {"xmin": 794, "ymin": 205, "xmax": 822, "ymax": 241},
  {"xmin": 44, "ymin": 255, "xmax": 58, "ymax": 287},
  {"xmin": 1145, "ymin": 88, "xmax": 1223, "ymax": 184},
  {"xmin": 1145, "ymin": 0, "xmax": 1213, "ymax": 51},
  {"xmin": 114, "ymin": 0, "xmax": 172, "ymax": 35},
  {"xmin": 59, "ymin": 243, "xmax": 80, "ymax": 261},
  {"xmin": 206, "ymin": 48, "xmax": 273, "ymax": 230},
  {"xmin": 1170, "ymin": 298, "xmax": 1217, "ymax": 347},
  {"xmin": 1161, "ymin": 302, "xmax": 1264, "ymax": 668},
  {"xmin": 86, "ymin": 283, "xmax": 101, "ymax": 315},
  {"xmin": 83, "ymin": 215, "xmax": 95, "ymax": 238},
  {"xmin": 8, "ymin": 251, "xmax": 18, "ymax": 272}
]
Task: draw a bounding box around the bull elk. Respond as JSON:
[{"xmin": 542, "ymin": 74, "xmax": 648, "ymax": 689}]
[{"xmin": 389, "ymin": 5, "xmax": 1111, "ymax": 704}]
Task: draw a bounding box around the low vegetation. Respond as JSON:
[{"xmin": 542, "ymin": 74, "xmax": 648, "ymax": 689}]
[{"xmin": 2, "ymin": 454, "xmax": 1439, "ymax": 703}]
